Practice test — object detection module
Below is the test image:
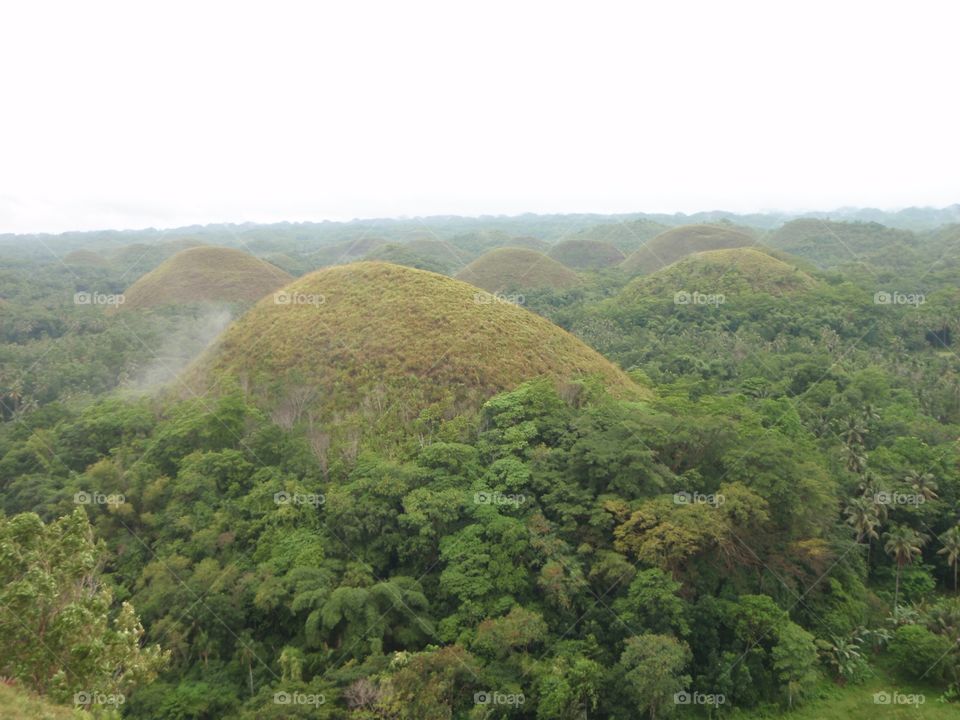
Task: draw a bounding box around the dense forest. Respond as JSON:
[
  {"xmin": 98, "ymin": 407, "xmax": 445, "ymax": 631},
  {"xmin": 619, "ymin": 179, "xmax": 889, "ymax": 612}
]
[{"xmin": 2, "ymin": 210, "xmax": 960, "ymax": 719}]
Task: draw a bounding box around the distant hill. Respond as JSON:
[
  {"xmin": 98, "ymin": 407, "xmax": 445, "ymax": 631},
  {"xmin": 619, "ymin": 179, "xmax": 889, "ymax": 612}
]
[
  {"xmin": 562, "ymin": 218, "xmax": 671, "ymax": 252},
  {"xmin": 186, "ymin": 262, "xmax": 644, "ymax": 451},
  {"xmin": 766, "ymin": 219, "xmax": 918, "ymax": 269},
  {"xmin": 620, "ymin": 247, "xmax": 816, "ymax": 302},
  {"xmin": 547, "ymin": 239, "xmax": 626, "ymax": 270},
  {"xmin": 362, "ymin": 243, "xmax": 453, "ymax": 274},
  {"xmin": 620, "ymin": 224, "xmax": 757, "ymax": 276},
  {"xmin": 120, "ymin": 246, "xmax": 291, "ymax": 310},
  {"xmin": 455, "ymin": 247, "xmax": 582, "ymax": 293}
]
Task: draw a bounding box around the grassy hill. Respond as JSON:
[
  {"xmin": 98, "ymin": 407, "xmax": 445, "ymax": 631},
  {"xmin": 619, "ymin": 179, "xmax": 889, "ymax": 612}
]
[
  {"xmin": 562, "ymin": 218, "xmax": 672, "ymax": 252},
  {"xmin": 187, "ymin": 262, "xmax": 643, "ymax": 450},
  {"xmin": 547, "ymin": 239, "xmax": 625, "ymax": 270},
  {"xmin": 120, "ymin": 246, "xmax": 292, "ymax": 310},
  {"xmin": 620, "ymin": 247, "xmax": 816, "ymax": 302},
  {"xmin": 362, "ymin": 243, "xmax": 452, "ymax": 274},
  {"xmin": 455, "ymin": 247, "xmax": 582, "ymax": 293},
  {"xmin": 621, "ymin": 223, "xmax": 757, "ymax": 276},
  {"xmin": 766, "ymin": 219, "xmax": 918, "ymax": 269}
]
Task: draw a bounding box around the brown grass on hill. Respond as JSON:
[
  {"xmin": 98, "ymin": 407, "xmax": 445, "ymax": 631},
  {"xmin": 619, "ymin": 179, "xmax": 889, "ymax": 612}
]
[
  {"xmin": 120, "ymin": 246, "xmax": 292, "ymax": 310},
  {"xmin": 620, "ymin": 224, "xmax": 757, "ymax": 276},
  {"xmin": 455, "ymin": 247, "xmax": 581, "ymax": 293}
]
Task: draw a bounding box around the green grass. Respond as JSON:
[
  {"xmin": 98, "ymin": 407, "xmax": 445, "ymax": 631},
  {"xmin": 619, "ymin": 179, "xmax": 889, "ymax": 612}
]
[
  {"xmin": 0, "ymin": 684, "xmax": 86, "ymax": 719},
  {"xmin": 187, "ymin": 262, "xmax": 645, "ymax": 447},
  {"xmin": 547, "ymin": 239, "xmax": 626, "ymax": 270},
  {"xmin": 120, "ymin": 246, "xmax": 292, "ymax": 310},
  {"xmin": 620, "ymin": 223, "xmax": 758, "ymax": 275},
  {"xmin": 732, "ymin": 665, "xmax": 954, "ymax": 720},
  {"xmin": 455, "ymin": 247, "xmax": 581, "ymax": 292}
]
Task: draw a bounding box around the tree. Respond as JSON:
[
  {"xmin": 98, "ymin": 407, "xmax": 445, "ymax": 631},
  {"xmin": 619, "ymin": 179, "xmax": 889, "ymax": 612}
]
[
  {"xmin": 0, "ymin": 509, "xmax": 167, "ymax": 703},
  {"xmin": 844, "ymin": 496, "xmax": 881, "ymax": 562},
  {"xmin": 905, "ymin": 469, "xmax": 939, "ymax": 501},
  {"xmin": 938, "ymin": 525, "xmax": 960, "ymax": 593},
  {"xmin": 618, "ymin": 633, "xmax": 691, "ymax": 720},
  {"xmin": 772, "ymin": 622, "xmax": 819, "ymax": 708},
  {"xmin": 884, "ymin": 525, "xmax": 928, "ymax": 613}
]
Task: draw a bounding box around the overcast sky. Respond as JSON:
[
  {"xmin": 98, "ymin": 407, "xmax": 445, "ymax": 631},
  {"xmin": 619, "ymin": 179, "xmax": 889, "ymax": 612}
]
[{"xmin": 1, "ymin": 0, "xmax": 957, "ymax": 234}]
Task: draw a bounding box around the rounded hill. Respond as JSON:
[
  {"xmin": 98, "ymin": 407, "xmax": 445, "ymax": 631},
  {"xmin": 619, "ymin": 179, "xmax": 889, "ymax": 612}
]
[
  {"xmin": 187, "ymin": 262, "xmax": 643, "ymax": 446},
  {"xmin": 120, "ymin": 246, "xmax": 292, "ymax": 310},
  {"xmin": 455, "ymin": 248, "xmax": 581, "ymax": 293},
  {"xmin": 620, "ymin": 247, "xmax": 816, "ymax": 302},
  {"xmin": 548, "ymin": 239, "xmax": 625, "ymax": 270},
  {"xmin": 620, "ymin": 224, "xmax": 757, "ymax": 276}
]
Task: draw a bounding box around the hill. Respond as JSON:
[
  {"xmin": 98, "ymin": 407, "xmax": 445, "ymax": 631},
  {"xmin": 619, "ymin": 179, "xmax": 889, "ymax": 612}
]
[
  {"xmin": 362, "ymin": 243, "xmax": 453, "ymax": 274},
  {"xmin": 563, "ymin": 218, "xmax": 672, "ymax": 252},
  {"xmin": 620, "ymin": 223, "xmax": 757, "ymax": 276},
  {"xmin": 766, "ymin": 219, "xmax": 918, "ymax": 269},
  {"xmin": 620, "ymin": 247, "xmax": 816, "ymax": 301},
  {"xmin": 547, "ymin": 239, "xmax": 626, "ymax": 270},
  {"xmin": 187, "ymin": 262, "xmax": 643, "ymax": 449},
  {"xmin": 120, "ymin": 246, "xmax": 292, "ymax": 310},
  {"xmin": 454, "ymin": 248, "xmax": 582, "ymax": 293}
]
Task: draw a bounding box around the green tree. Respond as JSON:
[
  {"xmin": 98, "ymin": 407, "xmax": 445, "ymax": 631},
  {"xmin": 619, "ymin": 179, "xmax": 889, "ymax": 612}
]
[
  {"xmin": 0, "ymin": 509, "xmax": 167, "ymax": 702},
  {"xmin": 884, "ymin": 525, "xmax": 928, "ymax": 613},
  {"xmin": 937, "ymin": 525, "xmax": 960, "ymax": 593},
  {"xmin": 618, "ymin": 633, "xmax": 691, "ymax": 720}
]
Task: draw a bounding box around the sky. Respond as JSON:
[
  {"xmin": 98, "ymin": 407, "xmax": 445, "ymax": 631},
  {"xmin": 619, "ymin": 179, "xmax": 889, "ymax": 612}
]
[{"xmin": 1, "ymin": 0, "xmax": 958, "ymax": 234}]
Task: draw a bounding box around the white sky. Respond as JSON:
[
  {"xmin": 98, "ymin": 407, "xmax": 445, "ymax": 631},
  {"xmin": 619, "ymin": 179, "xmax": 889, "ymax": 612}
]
[{"xmin": 1, "ymin": 0, "xmax": 957, "ymax": 234}]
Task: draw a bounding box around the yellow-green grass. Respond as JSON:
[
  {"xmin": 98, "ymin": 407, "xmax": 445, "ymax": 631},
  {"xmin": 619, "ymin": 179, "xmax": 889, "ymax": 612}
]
[
  {"xmin": 119, "ymin": 246, "xmax": 292, "ymax": 311},
  {"xmin": 186, "ymin": 262, "xmax": 644, "ymax": 444},
  {"xmin": 620, "ymin": 247, "xmax": 816, "ymax": 302},
  {"xmin": 621, "ymin": 224, "xmax": 757, "ymax": 276},
  {"xmin": 547, "ymin": 239, "xmax": 626, "ymax": 270},
  {"xmin": 732, "ymin": 664, "xmax": 954, "ymax": 720},
  {"xmin": 0, "ymin": 684, "xmax": 85, "ymax": 719},
  {"xmin": 455, "ymin": 248, "xmax": 582, "ymax": 293}
]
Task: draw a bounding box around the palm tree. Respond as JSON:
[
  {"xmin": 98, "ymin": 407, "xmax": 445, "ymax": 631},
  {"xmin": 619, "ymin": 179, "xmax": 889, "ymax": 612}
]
[
  {"xmin": 884, "ymin": 525, "xmax": 928, "ymax": 612},
  {"xmin": 938, "ymin": 525, "xmax": 960, "ymax": 593},
  {"xmin": 905, "ymin": 470, "xmax": 939, "ymax": 501},
  {"xmin": 845, "ymin": 497, "xmax": 881, "ymax": 563}
]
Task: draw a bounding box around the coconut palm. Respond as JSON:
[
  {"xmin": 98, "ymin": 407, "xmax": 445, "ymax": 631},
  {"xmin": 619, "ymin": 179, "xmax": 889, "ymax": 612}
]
[
  {"xmin": 938, "ymin": 525, "xmax": 960, "ymax": 592},
  {"xmin": 905, "ymin": 469, "xmax": 939, "ymax": 501},
  {"xmin": 845, "ymin": 497, "xmax": 881, "ymax": 563},
  {"xmin": 884, "ymin": 525, "xmax": 928, "ymax": 612}
]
